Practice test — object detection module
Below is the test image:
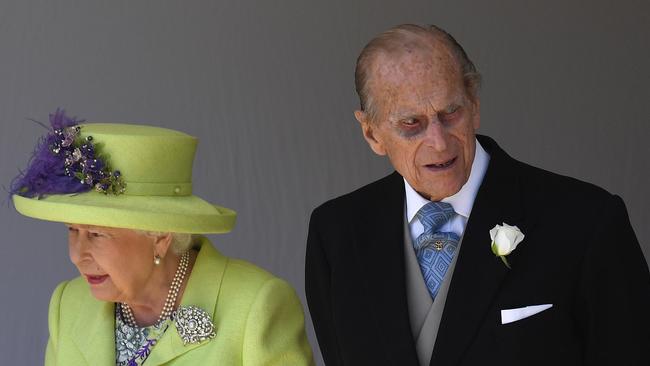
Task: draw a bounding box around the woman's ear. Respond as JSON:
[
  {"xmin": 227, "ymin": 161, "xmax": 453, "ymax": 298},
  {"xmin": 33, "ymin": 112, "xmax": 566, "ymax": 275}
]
[{"xmin": 152, "ymin": 233, "xmax": 174, "ymax": 259}]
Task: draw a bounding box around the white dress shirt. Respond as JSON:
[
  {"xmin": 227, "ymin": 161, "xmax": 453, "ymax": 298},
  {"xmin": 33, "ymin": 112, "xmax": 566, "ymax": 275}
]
[{"xmin": 405, "ymin": 139, "xmax": 490, "ymax": 243}]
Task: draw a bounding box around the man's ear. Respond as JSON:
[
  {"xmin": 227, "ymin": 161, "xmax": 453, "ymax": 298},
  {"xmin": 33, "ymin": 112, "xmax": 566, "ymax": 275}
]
[
  {"xmin": 152, "ymin": 233, "xmax": 173, "ymax": 259},
  {"xmin": 354, "ymin": 110, "xmax": 386, "ymax": 156}
]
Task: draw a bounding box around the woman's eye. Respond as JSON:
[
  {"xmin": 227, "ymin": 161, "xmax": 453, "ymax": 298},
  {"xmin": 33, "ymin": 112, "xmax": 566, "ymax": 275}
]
[
  {"xmin": 67, "ymin": 227, "xmax": 78, "ymax": 233},
  {"xmin": 89, "ymin": 232, "xmax": 105, "ymax": 238}
]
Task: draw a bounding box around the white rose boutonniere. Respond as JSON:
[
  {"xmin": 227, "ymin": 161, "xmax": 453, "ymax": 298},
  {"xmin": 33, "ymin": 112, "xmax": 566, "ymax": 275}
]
[{"xmin": 490, "ymin": 223, "xmax": 525, "ymax": 269}]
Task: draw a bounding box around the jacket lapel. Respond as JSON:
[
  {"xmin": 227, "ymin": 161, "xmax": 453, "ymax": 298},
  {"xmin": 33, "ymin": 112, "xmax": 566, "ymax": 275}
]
[
  {"xmin": 146, "ymin": 237, "xmax": 227, "ymax": 365},
  {"xmin": 72, "ymin": 294, "xmax": 116, "ymax": 365},
  {"xmin": 430, "ymin": 136, "xmax": 528, "ymax": 365},
  {"xmin": 355, "ymin": 172, "xmax": 420, "ymax": 365}
]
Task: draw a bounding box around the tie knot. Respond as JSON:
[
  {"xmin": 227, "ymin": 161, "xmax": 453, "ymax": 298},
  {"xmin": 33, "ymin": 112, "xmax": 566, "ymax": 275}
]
[{"xmin": 415, "ymin": 201, "xmax": 455, "ymax": 233}]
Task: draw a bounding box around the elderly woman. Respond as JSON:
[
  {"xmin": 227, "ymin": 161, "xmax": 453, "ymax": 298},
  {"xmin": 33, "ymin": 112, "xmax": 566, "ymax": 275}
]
[{"xmin": 11, "ymin": 110, "xmax": 313, "ymax": 365}]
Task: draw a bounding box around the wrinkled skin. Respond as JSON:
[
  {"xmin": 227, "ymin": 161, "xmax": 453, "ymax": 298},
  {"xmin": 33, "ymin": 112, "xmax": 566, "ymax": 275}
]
[
  {"xmin": 67, "ymin": 224, "xmax": 182, "ymax": 325},
  {"xmin": 355, "ymin": 43, "xmax": 480, "ymax": 201}
]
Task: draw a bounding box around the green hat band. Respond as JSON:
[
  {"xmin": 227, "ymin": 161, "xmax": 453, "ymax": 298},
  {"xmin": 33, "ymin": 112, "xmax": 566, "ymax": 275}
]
[{"xmin": 123, "ymin": 182, "xmax": 193, "ymax": 196}]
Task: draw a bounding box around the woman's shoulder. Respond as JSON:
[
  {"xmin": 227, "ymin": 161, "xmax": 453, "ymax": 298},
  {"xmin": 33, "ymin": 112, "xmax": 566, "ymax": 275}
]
[
  {"xmin": 49, "ymin": 276, "xmax": 92, "ymax": 304},
  {"xmin": 193, "ymin": 243, "xmax": 304, "ymax": 328},
  {"xmin": 222, "ymin": 256, "xmax": 299, "ymax": 303},
  {"xmin": 47, "ymin": 276, "xmax": 107, "ymax": 338},
  {"xmin": 217, "ymin": 257, "xmax": 305, "ymax": 327},
  {"xmin": 197, "ymin": 238, "xmax": 290, "ymax": 291},
  {"xmin": 48, "ymin": 276, "xmax": 102, "ymax": 322},
  {"xmin": 223, "ymin": 257, "xmax": 275, "ymax": 283},
  {"xmin": 220, "ymin": 256, "xmax": 298, "ymax": 300}
]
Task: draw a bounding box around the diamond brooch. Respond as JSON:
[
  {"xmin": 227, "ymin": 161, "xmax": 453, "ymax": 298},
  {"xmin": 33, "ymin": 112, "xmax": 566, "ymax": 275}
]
[{"xmin": 174, "ymin": 305, "xmax": 216, "ymax": 345}]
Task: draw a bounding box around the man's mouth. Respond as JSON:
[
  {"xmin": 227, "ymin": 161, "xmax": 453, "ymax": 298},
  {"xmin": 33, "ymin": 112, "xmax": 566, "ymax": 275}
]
[
  {"xmin": 425, "ymin": 157, "xmax": 457, "ymax": 170},
  {"xmin": 85, "ymin": 274, "xmax": 109, "ymax": 285}
]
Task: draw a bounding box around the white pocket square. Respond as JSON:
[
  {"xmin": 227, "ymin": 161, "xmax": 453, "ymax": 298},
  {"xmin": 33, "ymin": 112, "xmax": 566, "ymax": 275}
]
[{"xmin": 501, "ymin": 304, "xmax": 553, "ymax": 324}]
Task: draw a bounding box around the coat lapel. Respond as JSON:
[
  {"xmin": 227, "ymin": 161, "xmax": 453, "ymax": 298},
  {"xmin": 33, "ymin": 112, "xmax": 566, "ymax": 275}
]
[
  {"xmin": 72, "ymin": 293, "xmax": 116, "ymax": 365},
  {"xmin": 355, "ymin": 172, "xmax": 420, "ymax": 365},
  {"xmin": 146, "ymin": 237, "xmax": 227, "ymax": 365},
  {"xmin": 430, "ymin": 136, "xmax": 528, "ymax": 365}
]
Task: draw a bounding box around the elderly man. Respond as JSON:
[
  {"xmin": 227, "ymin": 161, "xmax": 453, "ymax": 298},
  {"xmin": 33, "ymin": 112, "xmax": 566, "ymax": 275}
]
[{"xmin": 305, "ymin": 24, "xmax": 650, "ymax": 366}]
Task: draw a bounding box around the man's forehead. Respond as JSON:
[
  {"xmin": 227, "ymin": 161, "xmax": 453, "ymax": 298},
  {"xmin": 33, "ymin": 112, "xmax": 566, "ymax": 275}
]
[
  {"xmin": 373, "ymin": 48, "xmax": 459, "ymax": 80},
  {"xmin": 375, "ymin": 36, "xmax": 458, "ymax": 70},
  {"xmin": 370, "ymin": 53, "xmax": 463, "ymax": 102},
  {"xmin": 373, "ymin": 53, "xmax": 425, "ymax": 82}
]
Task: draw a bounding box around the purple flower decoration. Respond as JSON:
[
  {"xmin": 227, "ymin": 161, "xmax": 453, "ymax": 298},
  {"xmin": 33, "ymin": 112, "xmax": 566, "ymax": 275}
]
[
  {"xmin": 10, "ymin": 109, "xmax": 126, "ymax": 199},
  {"xmin": 135, "ymin": 339, "xmax": 156, "ymax": 359},
  {"xmin": 126, "ymin": 338, "xmax": 156, "ymax": 365}
]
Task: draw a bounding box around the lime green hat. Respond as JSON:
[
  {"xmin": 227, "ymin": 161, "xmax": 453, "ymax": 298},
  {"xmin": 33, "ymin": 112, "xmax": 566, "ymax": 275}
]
[{"xmin": 12, "ymin": 114, "xmax": 236, "ymax": 234}]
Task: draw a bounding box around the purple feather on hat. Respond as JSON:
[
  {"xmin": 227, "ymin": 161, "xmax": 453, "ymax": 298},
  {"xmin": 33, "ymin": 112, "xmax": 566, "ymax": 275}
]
[{"xmin": 10, "ymin": 109, "xmax": 89, "ymax": 198}]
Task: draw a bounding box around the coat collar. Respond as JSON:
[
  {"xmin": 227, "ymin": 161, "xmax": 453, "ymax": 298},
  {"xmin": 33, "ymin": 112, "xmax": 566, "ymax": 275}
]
[
  {"xmin": 146, "ymin": 237, "xmax": 227, "ymax": 365},
  {"xmin": 71, "ymin": 237, "xmax": 227, "ymax": 365},
  {"xmin": 430, "ymin": 135, "xmax": 529, "ymax": 365}
]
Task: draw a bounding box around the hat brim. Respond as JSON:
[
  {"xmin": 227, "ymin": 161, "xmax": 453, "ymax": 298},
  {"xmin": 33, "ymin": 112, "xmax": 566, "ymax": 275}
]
[{"xmin": 13, "ymin": 192, "xmax": 236, "ymax": 234}]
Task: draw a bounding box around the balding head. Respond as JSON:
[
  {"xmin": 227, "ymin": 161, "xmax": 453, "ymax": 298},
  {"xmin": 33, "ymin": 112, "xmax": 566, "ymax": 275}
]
[{"xmin": 355, "ymin": 24, "xmax": 481, "ymax": 122}]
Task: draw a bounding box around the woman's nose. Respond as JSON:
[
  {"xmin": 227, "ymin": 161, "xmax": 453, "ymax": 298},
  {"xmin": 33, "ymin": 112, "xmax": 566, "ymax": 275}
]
[{"xmin": 68, "ymin": 231, "xmax": 89, "ymax": 264}]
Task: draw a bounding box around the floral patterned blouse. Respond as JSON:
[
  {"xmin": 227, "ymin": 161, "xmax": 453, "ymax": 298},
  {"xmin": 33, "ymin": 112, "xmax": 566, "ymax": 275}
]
[{"xmin": 114, "ymin": 306, "xmax": 172, "ymax": 366}]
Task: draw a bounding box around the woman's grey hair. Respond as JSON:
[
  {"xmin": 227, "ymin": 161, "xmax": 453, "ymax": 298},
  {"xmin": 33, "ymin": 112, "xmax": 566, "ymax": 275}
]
[
  {"xmin": 354, "ymin": 24, "xmax": 482, "ymax": 122},
  {"xmin": 136, "ymin": 230, "xmax": 195, "ymax": 255}
]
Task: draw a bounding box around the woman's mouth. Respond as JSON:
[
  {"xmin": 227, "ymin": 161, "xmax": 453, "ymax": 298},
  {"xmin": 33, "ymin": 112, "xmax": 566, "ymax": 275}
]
[
  {"xmin": 85, "ymin": 274, "xmax": 108, "ymax": 285},
  {"xmin": 425, "ymin": 157, "xmax": 457, "ymax": 171}
]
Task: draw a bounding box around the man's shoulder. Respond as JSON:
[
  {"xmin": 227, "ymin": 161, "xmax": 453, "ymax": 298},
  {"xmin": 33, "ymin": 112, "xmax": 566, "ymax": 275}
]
[
  {"xmin": 311, "ymin": 171, "xmax": 401, "ymax": 221},
  {"xmin": 481, "ymin": 135, "xmax": 616, "ymax": 206},
  {"xmin": 514, "ymin": 158, "xmax": 615, "ymax": 205}
]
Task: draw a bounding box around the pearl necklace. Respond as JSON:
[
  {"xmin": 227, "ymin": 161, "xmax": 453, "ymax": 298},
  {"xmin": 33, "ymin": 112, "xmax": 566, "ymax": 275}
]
[{"xmin": 121, "ymin": 250, "xmax": 190, "ymax": 328}]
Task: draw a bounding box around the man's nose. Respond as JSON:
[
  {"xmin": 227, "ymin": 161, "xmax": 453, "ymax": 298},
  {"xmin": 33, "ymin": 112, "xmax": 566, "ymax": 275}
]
[{"xmin": 423, "ymin": 121, "xmax": 448, "ymax": 152}]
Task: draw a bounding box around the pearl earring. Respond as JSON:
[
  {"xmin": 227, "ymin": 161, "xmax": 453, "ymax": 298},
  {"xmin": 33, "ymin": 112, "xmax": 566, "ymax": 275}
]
[{"xmin": 154, "ymin": 254, "xmax": 161, "ymax": 265}]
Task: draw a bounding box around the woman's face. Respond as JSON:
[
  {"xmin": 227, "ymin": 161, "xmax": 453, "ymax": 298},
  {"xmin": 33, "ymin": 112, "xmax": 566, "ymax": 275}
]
[{"xmin": 67, "ymin": 224, "xmax": 157, "ymax": 303}]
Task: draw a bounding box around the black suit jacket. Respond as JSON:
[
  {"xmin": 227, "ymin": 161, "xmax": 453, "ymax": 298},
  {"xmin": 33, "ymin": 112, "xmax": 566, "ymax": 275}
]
[{"xmin": 305, "ymin": 135, "xmax": 650, "ymax": 366}]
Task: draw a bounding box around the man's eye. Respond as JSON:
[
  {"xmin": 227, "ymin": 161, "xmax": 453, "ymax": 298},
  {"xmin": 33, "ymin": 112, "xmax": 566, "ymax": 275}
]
[
  {"xmin": 440, "ymin": 108, "xmax": 461, "ymax": 123},
  {"xmin": 401, "ymin": 118, "xmax": 420, "ymax": 126}
]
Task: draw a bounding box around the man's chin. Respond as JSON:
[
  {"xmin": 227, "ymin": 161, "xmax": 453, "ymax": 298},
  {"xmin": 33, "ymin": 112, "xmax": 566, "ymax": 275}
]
[
  {"xmin": 417, "ymin": 180, "xmax": 464, "ymax": 201},
  {"xmin": 427, "ymin": 189, "xmax": 461, "ymax": 201},
  {"xmin": 412, "ymin": 172, "xmax": 465, "ymax": 200}
]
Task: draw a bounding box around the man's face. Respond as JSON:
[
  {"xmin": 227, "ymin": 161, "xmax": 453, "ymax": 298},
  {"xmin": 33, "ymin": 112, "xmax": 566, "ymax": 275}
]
[{"xmin": 355, "ymin": 47, "xmax": 480, "ymax": 201}]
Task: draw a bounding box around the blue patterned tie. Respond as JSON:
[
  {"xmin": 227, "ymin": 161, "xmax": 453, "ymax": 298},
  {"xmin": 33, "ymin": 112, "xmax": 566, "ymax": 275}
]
[{"xmin": 413, "ymin": 202, "xmax": 460, "ymax": 300}]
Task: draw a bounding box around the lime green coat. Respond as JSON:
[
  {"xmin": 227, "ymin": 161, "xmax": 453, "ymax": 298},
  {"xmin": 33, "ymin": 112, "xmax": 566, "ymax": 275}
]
[{"xmin": 45, "ymin": 237, "xmax": 314, "ymax": 365}]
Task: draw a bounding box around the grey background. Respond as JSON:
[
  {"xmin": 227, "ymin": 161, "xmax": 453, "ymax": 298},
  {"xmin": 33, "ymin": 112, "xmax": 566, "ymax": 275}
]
[{"xmin": 0, "ymin": 0, "xmax": 648, "ymax": 365}]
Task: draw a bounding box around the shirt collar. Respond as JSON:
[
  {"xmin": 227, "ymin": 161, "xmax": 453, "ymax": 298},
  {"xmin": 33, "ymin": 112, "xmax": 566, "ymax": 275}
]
[{"xmin": 405, "ymin": 139, "xmax": 490, "ymax": 222}]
